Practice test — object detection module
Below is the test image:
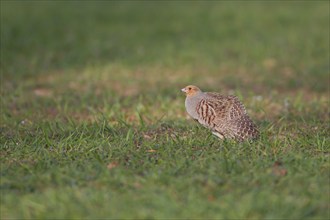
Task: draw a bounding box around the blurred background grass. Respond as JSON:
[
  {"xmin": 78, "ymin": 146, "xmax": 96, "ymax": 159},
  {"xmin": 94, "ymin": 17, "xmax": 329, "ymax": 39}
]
[
  {"xmin": 1, "ymin": 1, "xmax": 328, "ymax": 90},
  {"xmin": 1, "ymin": 1, "xmax": 329, "ymax": 219},
  {"xmin": 1, "ymin": 1, "xmax": 329, "ymax": 124}
]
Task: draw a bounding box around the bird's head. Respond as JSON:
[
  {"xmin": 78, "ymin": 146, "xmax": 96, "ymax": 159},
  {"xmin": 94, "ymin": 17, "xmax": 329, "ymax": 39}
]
[{"xmin": 181, "ymin": 85, "xmax": 202, "ymax": 97}]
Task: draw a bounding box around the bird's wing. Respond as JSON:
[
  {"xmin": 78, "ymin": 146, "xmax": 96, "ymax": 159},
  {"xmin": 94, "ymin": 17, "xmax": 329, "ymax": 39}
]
[
  {"xmin": 208, "ymin": 94, "xmax": 259, "ymax": 141},
  {"xmin": 195, "ymin": 94, "xmax": 231, "ymax": 129},
  {"xmin": 199, "ymin": 93, "xmax": 256, "ymax": 140}
]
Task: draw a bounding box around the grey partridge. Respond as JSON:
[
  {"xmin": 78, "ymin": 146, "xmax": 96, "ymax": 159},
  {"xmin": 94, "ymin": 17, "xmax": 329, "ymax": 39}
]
[{"xmin": 181, "ymin": 85, "xmax": 259, "ymax": 142}]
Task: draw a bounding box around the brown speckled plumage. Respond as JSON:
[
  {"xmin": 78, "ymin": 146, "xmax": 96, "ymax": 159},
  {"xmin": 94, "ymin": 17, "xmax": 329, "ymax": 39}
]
[{"xmin": 181, "ymin": 85, "xmax": 259, "ymax": 142}]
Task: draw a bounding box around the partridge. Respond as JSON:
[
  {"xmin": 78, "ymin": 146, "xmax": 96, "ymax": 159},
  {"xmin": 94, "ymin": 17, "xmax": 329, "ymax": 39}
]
[{"xmin": 181, "ymin": 85, "xmax": 259, "ymax": 142}]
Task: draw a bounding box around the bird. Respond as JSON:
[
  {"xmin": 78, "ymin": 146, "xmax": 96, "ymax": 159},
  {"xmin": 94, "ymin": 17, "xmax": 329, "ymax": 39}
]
[{"xmin": 181, "ymin": 85, "xmax": 259, "ymax": 142}]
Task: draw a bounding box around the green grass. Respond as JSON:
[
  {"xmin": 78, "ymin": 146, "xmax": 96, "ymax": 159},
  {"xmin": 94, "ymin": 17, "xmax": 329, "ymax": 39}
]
[{"xmin": 1, "ymin": 1, "xmax": 329, "ymax": 219}]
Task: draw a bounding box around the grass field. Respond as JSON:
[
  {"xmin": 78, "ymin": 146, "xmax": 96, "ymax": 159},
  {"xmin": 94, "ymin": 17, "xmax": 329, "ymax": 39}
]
[{"xmin": 1, "ymin": 1, "xmax": 329, "ymax": 219}]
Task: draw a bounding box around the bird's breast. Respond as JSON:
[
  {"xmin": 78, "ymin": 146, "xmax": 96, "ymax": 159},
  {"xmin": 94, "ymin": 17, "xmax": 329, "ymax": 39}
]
[{"xmin": 185, "ymin": 96, "xmax": 201, "ymax": 119}]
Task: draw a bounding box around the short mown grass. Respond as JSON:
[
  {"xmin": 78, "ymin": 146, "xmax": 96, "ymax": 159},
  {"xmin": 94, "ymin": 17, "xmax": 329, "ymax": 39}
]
[{"xmin": 1, "ymin": 1, "xmax": 329, "ymax": 219}]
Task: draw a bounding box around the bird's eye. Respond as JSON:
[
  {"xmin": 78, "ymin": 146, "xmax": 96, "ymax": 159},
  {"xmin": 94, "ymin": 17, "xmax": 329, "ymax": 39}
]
[{"xmin": 188, "ymin": 87, "xmax": 191, "ymax": 90}]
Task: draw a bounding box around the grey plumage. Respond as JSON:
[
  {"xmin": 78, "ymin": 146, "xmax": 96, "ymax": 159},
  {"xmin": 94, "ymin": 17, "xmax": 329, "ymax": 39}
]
[{"xmin": 182, "ymin": 85, "xmax": 259, "ymax": 141}]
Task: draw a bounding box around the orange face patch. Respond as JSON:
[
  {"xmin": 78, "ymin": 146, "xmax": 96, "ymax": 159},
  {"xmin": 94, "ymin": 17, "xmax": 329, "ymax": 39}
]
[{"xmin": 181, "ymin": 85, "xmax": 201, "ymax": 97}]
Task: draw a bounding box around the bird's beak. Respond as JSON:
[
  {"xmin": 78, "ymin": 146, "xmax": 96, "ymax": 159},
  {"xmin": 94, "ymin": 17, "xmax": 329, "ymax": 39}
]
[{"xmin": 181, "ymin": 88, "xmax": 187, "ymax": 93}]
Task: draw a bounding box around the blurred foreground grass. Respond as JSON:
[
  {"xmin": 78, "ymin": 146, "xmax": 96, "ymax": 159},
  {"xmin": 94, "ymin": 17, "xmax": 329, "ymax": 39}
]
[{"xmin": 1, "ymin": 1, "xmax": 329, "ymax": 219}]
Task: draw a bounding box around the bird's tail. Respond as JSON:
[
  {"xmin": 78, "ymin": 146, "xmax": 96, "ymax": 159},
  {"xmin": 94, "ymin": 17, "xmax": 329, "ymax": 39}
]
[{"xmin": 226, "ymin": 116, "xmax": 259, "ymax": 141}]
